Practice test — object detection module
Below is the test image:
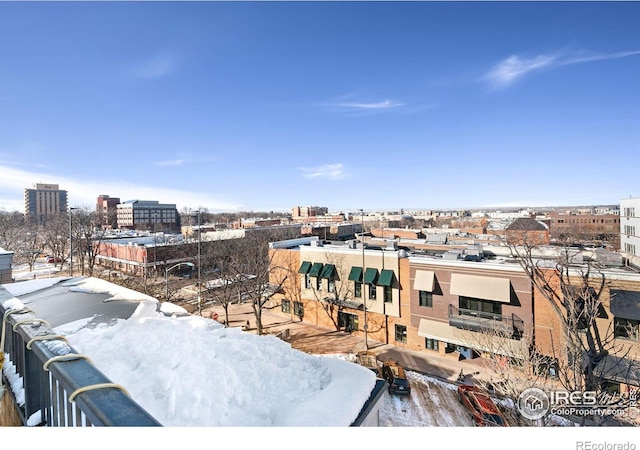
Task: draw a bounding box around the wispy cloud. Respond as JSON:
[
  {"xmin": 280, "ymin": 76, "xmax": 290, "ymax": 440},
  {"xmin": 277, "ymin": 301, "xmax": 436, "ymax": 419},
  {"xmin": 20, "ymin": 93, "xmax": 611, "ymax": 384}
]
[
  {"xmin": 337, "ymin": 100, "xmax": 404, "ymax": 110},
  {"xmin": 133, "ymin": 51, "xmax": 176, "ymax": 79},
  {"xmin": 322, "ymin": 93, "xmax": 414, "ymax": 116},
  {"xmin": 153, "ymin": 159, "xmax": 185, "ymax": 167},
  {"xmin": 298, "ymin": 163, "xmax": 346, "ymax": 180},
  {"xmin": 483, "ymin": 49, "xmax": 640, "ymax": 89},
  {"xmin": 484, "ymin": 54, "xmax": 558, "ymax": 89}
]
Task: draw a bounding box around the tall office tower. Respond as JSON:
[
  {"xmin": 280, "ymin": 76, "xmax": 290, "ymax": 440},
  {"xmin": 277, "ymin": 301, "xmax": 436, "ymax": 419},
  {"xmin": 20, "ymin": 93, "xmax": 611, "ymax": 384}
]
[{"xmin": 24, "ymin": 183, "xmax": 68, "ymax": 224}]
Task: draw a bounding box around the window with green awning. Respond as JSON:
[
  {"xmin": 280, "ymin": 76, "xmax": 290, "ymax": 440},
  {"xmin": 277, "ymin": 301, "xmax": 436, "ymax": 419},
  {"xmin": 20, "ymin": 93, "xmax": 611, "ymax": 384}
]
[
  {"xmin": 320, "ymin": 264, "xmax": 336, "ymax": 279},
  {"xmin": 298, "ymin": 261, "xmax": 312, "ymax": 274},
  {"xmin": 363, "ymin": 268, "xmax": 378, "ymax": 284},
  {"xmin": 377, "ymin": 269, "xmax": 395, "ymax": 287},
  {"xmin": 348, "ymin": 266, "xmax": 363, "ymax": 282},
  {"xmin": 309, "ymin": 262, "xmax": 323, "ymax": 277}
]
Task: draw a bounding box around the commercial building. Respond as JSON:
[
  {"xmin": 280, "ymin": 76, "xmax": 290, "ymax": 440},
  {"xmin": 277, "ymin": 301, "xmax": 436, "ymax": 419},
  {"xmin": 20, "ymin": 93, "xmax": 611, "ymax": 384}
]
[
  {"xmin": 96, "ymin": 194, "xmax": 121, "ymax": 229},
  {"xmin": 269, "ymin": 234, "xmax": 640, "ymax": 391},
  {"xmin": 116, "ymin": 200, "xmax": 180, "ymax": 233},
  {"xmin": 23, "ymin": 183, "xmax": 68, "ymax": 224}
]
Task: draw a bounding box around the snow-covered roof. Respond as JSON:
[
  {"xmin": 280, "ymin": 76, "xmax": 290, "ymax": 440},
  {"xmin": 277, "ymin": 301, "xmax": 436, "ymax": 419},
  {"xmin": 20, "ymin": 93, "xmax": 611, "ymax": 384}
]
[{"xmin": 1, "ymin": 277, "xmax": 376, "ymax": 426}]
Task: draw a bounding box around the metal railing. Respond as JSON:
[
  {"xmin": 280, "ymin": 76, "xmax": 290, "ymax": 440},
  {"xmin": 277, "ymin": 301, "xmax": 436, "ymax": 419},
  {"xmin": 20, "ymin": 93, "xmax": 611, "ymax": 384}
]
[
  {"xmin": 1, "ymin": 302, "xmax": 161, "ymax": 427},
  {"xmin": 448, "ymin": 305, "xmax": 524, "ymax": 339}
]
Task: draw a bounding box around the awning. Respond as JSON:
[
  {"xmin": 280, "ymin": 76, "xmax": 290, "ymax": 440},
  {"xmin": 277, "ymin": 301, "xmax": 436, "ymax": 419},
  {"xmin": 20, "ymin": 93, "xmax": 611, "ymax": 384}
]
[
  {"xmin": 413, "ymin": 270, "xmax": 435, "ymax": 292},
  {"xmin": 298, "ymin": 261, "xmax": 312, "ymax": 274},
  {"xmin": 377, "ymin": 269, "xmax": 395, "ymax": 287},
  {"xmin": 348, "ymin": 266, "xmax": 363, "ymax": 282},
  {"xmin": 594, "ymin": 355, "xmax": 640, "ymax": 387},
  {"xmin": 363, "ymin": 268, "xmax": 379, "ymax": 284},
  {"xmin": 309, "ymin": 262, "xmax": 323, "ymax": 277},
  {"xmin": 417, "ymin": 319, "xmax": 527, "ymax": 358},
  {"xmin": 449, "ymin": 273, "xmax": 511, "ymax": 303},
  {"xmin": 320, "ymin": 264, "xmax": 337, "ymax": 279},
  {"xmin": 610, "ymin": 289, "xmax": 640, "ymax": 321}
]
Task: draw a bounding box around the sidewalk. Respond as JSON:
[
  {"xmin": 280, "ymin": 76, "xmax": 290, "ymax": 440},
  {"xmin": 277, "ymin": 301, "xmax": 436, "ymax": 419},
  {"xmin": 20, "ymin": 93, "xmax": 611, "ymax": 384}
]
[{"xmin": 202, "ymin": 302, "xmax": 495, "ymax": 385}]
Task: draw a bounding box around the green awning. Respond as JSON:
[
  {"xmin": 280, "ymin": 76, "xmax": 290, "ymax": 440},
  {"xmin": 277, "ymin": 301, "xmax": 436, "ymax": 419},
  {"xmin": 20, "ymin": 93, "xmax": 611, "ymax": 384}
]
[
  {"xmin": 378, "ymin": 269, "xmax": 395, "ymax": 287},
  {"xmin": 309, "ymin": 262, "xmax": 323, "ymax": 277},
  {"xmin": 320, "ymin": 263, "xmax": 336, "ymax": 279},
  {"xmin": 363, "ymin": 268, "xmax": 378, "ymax": 284},
  {"xmin": 348, "ymin": 266, "xmax": 363, "ymax": 282},
  {"xmin": 298, "ymin": 261, "xmax": 312, "ymax": 274}
]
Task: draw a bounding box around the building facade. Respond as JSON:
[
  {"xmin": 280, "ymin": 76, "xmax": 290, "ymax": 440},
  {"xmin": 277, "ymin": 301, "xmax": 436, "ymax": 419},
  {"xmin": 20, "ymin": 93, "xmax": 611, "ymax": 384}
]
[
  {"xmin": 96, "ymin": 195, "xmax": 121, "ymax": 229},
  {"xmin": 116, "ymin": 200, "xmax": 180, "ymax": 233},
  {"xmin": 548, "ymin": 212, "xmax": 620, "ymax": 248},
  {"xmin": 24, "ymin": 183, "xmax": 68, "ymax": 224},
  {"xmin": 621, "ymin": 197, "xmax": 640, "ymax": 269},
  {"xmin": 270, "ymin": 239, "xmax": 534, "ymax": 360}
]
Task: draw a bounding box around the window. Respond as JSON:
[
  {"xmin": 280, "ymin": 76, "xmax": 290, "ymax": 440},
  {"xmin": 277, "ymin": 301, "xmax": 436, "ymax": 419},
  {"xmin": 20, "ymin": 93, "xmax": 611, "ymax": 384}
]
[
  {"xmin": 614, "ymin": 318, "xmax": 639, "ymax": 341},
  {"xmin": 281, "ymin": 299, "xmax": 291, "ymax": 313},
  {"xmin": 338, "ymin": 311, "xmax": 359, "ymax": 332},
  {"xmin": 328, "ymin": 279, "xmax": 335, "ymax": 293},
  {"xmin": 384, "ymin": 286, "xmax": 393, "ymax": 303},
  {"xmin": 459, "ymin": 296, "xmax": 502, "ymax": 319},
  {"xmin": 394, "ymin": 324, "xmax": 407, "ymax": 343},
  {"xmin": 425, "ymin": 338, "xmax": 439, "ymax": 351},
  {"xmin": 316, "ymin": 276, "xmax": 322, "ymax": 291},
  {"xmin": 354, "ymin": 282, "xmax": 362, "ymax": 298},
  {"xmin": 304, "ymin": 274, "xmax": 311, "ymax": 289},
  {"xmin": 293, "ymin": 301, "xmax": 304, "ymax": 319},
  {"xmin": 419, "ymin": 291, "xmax": 433, "ymax": 307},
  {"xmin": 369, "ymin": 284, "xmax": 377, "ymax": 300}
]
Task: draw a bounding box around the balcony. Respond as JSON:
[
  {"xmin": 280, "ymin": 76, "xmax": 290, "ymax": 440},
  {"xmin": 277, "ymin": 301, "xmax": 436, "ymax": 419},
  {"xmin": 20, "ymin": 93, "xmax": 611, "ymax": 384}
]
[
  {"xmin": 1, "ymin": 292, "xmax": 161, "ymax": 426},
  {"xmin": 448, "ymin": 305, "xmax": 524, "ymax": 340}
]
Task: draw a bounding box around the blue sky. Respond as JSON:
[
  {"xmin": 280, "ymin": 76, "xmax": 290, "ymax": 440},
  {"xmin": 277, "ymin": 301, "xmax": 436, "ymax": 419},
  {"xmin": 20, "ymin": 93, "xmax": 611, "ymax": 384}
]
[{"xmin": 1, "ymin": 1, "xmax": 639, "ymax": 214}]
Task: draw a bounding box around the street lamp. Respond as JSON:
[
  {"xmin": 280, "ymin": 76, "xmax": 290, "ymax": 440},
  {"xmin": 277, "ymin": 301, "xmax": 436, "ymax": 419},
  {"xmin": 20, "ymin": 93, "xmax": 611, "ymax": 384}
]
[
  {"xmin": 360, "ymin": 209, "xmax": 369, "ymax": 350},
  {"xmin": 194, "ymin": 210, "xmax": 202, "ymax": 315},
  {"xmin": 69, "ymin": 207, "xmax": 78, "ymax": 277},
  {"xmin": 165, "ymin": 262, "xmax": 195, "ymax": 302}
]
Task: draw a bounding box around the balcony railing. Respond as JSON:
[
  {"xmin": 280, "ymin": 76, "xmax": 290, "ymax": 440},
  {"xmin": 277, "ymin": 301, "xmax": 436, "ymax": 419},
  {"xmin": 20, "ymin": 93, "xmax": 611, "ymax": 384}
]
[
  {"xmin": 1, "ymin": 302, "xmax": 161, "ymax": 427},
  {"xmin": 448, "ymin": 305, "xmax": 524, "ymax": 339}
]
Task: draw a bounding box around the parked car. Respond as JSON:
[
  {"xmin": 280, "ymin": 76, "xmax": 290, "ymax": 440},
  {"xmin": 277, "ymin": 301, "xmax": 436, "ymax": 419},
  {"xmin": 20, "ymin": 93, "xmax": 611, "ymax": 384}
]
[
  {"xmin": 457, "ymin": 384, "xmax": 508, "ymax": 426},
  {"xmin": 46, "ymin": 257, "xmax": 62, "ymax": 263},
  {"xmin": 355, "ymin": 351, "xmax": 379, "ymax": 374},
  {"xmin": 380, "ymin": 361, "xmax": 411, "ymax": 395}
]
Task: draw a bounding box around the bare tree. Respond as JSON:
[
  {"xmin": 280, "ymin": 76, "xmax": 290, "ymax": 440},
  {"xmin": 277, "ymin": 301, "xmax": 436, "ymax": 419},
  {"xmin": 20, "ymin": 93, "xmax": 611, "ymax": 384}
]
[
  {"xmin": 304, "ymin": 252, "xmax": 355, "ymax": 331},
  {"xmin": 0, "ymin": 211, "xmax": 26, "ymax": 254},
  {"xmin": 503, "ymin": 226, "xmax": 638, "ymax": 425},
  {"xmin": 40, "ymin": 213, "xmax": 70, "ymax": 268},
  {"xmin": 230, "ymin": 232, "xmax": 287, "ymax": 335}
]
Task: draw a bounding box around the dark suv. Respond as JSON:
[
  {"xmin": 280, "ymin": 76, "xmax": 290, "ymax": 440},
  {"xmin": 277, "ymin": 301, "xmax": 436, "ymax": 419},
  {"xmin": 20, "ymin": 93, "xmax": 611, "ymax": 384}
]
[{"xmin": 380, "ymin": 361, "xmax": 411, "ymax": 395}]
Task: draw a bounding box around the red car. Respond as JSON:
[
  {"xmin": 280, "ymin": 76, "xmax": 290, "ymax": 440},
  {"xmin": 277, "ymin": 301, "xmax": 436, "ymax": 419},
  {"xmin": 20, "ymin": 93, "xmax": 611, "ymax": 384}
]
[
  {"xmin": 46, "ymin": 257, "xmax": 62, "ymax": 263},
  {"xmin": 457, "ymin": 384, "xmax": 508, "ymax": 426}
]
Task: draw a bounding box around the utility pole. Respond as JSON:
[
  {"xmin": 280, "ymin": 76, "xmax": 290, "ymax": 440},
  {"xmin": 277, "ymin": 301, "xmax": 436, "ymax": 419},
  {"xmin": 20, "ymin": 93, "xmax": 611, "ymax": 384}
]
[
  {"xmin": 69, "ymin": 207, "xmax": 78, "ymax": 276},
  {"xmin": 197, "ymin": 210, "xmax": 202, "ymax": 315},
  {"xmin": 360, "ymin": 209, "xmax": 368, "ymax": 350}
]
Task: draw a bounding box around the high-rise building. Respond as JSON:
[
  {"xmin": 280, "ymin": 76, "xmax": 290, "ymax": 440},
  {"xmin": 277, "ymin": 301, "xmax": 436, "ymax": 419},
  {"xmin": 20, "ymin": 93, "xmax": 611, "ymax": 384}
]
[{"xmin": 24, "ymin": 183, "xmax": 68, "ymax": 224}]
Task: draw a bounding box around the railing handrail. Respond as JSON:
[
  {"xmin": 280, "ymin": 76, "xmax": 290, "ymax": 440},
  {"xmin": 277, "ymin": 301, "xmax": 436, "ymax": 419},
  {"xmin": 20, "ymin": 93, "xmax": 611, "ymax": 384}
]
[{"xmin": 1, "ymin": 299, "xmax": 161, "ymax": 427}]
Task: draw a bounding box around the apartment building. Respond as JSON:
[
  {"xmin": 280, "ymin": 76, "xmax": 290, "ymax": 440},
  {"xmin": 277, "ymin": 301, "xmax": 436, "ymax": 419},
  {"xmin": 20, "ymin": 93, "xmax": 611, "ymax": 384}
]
[
  {"xmin": 23, "ymin": 183, "xmax": 68, "ymax": 224},
  {"xmin": 621, "ymin": 197, "xmax": 640, "ymax": 269}
]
